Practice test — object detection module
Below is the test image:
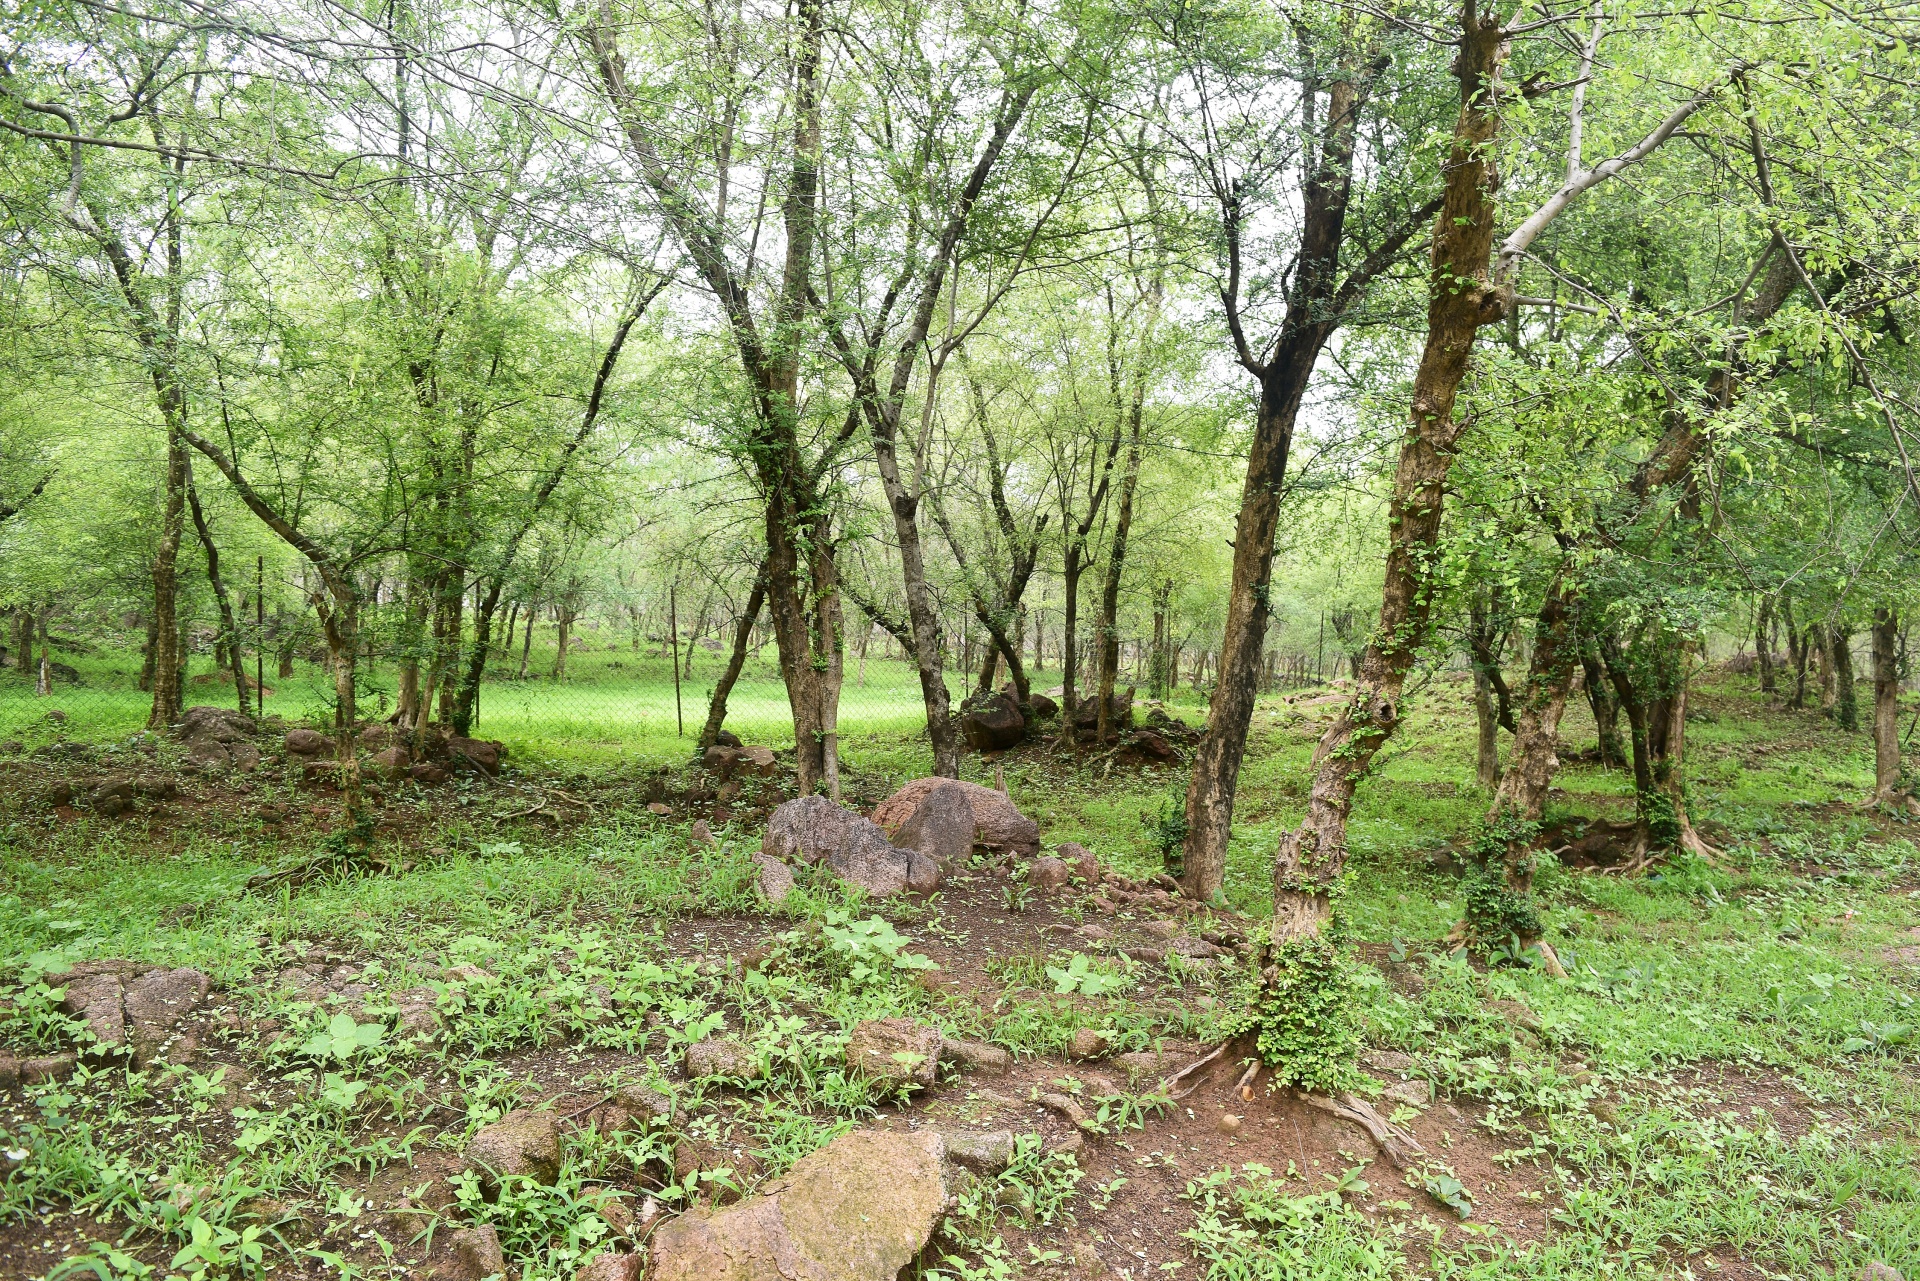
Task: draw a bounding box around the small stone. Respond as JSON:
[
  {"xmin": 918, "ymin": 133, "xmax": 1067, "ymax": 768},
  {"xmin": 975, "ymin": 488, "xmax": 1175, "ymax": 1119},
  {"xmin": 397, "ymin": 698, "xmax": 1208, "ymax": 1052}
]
[
  {"xmin": 1141, "ymin": 918, "xmax": 1180, "ymax": 940},
  {"xmin": 845, "ymin": 1018, "xmax": 942, "ymax": 1090},
  {"xmin": 1112, "ymin": 1049, "xmax": 1175, "ymax": 1085},
  {"xmin": 446, "ymin": 1225, "xmax": 505, "ymax": 1281},
  {"xmin": 942, "ymin": 1129, "xmax": 1016, "ymax": 1175},
  {"xmin": 606, "ymin": 1082, "xmax": 675, "ymax": 1131},
  {"xmin": 940, "ymin": 1037, "xmax": 1012, "ymax": 1075},
  {"xmin": 1056, "ymin": 841, "xmax": 1099, "ymax": 884},
  {"xmin": 647, "ymin": 801, "xmax": 673, "ymax": 816},
  {"xmin": 1068, "ymin": 1027, "xmax": 1111, "ymax": 1061},
  {"xmin": 1074, "ymin": 923, "xmax": 1112, "ymax": 943},
  {"xmin": 1859, "ymin": 1265, "xmax": 1905, "ymax": 1281},
  {"xmin": 1216, "ymin": 1113, "xmax": 1242, "ymax": 1134},
  {"xmin": 1485, "ymin": 999, "xmax": 1541, "ymax": 1032},
  {"xmin": 1090, "ymin": 895, "xmax": 1117, "ymax": 914},
  {"xmin": 1037, "ymin": 1092, "xmax": 1088, "ymax": 1125},
  {"xmin": 465, "ymin": 1108, "xmax": 562, "ymax": 1188},
  {"xmin": 689, "ymin": 820, "xmax": 716, "ymax": 849},
  {"xmin": 1363, "ymin": 1050, "xmax": 1414, "ymax": 1073},
  {"xmin": 1046, "ymin": 1131, "xmax": 1086, "ymax": 1157},
  {"xmin": 683, "ymin": 1038, "xmax": 760, "ymax": 1081},
  {"xmin": 1383, "ymin": 1079, "xmax": 1432, "ymax": 1108},
  {"xmin": 1029, "ymin": 856, "xmax": 1070, "ymax": 893},
  {"xmin": 574, "ymin": 1253, "xmax": 641, "ymax": 1281},
  {"xmin": 20, "ymin": 1053, "xmax": 76, "ymax": 1084}
]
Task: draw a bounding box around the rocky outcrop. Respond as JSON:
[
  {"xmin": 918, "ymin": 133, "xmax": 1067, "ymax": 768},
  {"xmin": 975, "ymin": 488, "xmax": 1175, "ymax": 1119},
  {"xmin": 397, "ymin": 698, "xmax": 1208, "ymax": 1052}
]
[
  {"xmin": 176, "ymin": 705, "xmax": 261, "ymax": 771},
  {"xmin": 52, "ymin": 960, "xmax": 210, "ymax": 1066},
  {"xmin": 762, "ymin": 797, "xmax": 938, "ymax": 897},
  {"xmin": 871, "ymin": 778, "xmax": 1039, "ymax": 857},
  {"xmin": 648, "ymin": 1129, "xmax": 950, "ymax": 1281}
]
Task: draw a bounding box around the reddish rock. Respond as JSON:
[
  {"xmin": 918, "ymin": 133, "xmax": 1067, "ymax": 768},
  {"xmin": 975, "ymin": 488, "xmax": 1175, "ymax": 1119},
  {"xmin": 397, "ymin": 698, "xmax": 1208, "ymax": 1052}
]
[
  {"xmin": 872, "ymin": 778, "xmax": 1038, "ymax": 857},
  {"xmin": 1029, "ymin": 856, "xmax": 1070, "ymax": 893}
]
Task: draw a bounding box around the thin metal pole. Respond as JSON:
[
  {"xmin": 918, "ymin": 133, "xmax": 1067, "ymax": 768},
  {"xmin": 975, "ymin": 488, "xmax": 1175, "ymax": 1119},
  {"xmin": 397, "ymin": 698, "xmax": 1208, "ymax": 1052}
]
[
  {"xmin": 670, "ymin": 583, "xmax": 683, "ymax": 736},
  {"xmin": 256, "ymin": 556, "xmax": 265, "ymax": 714}
]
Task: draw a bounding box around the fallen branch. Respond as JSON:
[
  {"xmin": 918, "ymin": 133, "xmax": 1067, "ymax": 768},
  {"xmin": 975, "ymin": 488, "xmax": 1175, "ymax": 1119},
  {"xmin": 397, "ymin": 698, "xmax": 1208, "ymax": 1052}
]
[{"xmin": 1156, "ymin": 1043, "xmax": 1229, "ymax": 1100}]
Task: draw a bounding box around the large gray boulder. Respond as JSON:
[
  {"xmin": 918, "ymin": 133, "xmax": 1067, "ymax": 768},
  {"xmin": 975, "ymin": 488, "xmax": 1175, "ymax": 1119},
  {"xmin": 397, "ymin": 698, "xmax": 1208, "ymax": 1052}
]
[
  {"xmin": 648, "ymin": 1129, "xmax": 949, "ymax": 1281},
  {"xmin": 872, "ymin": 778, "xmax": 1039, "ymax": 857},
  {"xmin": 763, "ymin": 797, "xmax": 937, "ymax": 897},
  {"xmin": 890, "ymin": 780, "xmax": 975, "ymax": 873}
]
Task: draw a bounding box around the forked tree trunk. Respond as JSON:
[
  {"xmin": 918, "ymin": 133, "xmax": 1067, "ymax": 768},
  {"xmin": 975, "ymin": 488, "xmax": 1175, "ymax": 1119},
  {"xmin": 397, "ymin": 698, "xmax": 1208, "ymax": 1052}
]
[
  {"xmin": 1268, "ymin": 12, "xmax": 1514, "ymax": 943},
  {"xmin": 1872, "ymin": 606, "xmax": 1902, "ymax": 803},
  {"xmin": 1581, "ymin": 646, "xmax": 1624, "ymax": 767}
]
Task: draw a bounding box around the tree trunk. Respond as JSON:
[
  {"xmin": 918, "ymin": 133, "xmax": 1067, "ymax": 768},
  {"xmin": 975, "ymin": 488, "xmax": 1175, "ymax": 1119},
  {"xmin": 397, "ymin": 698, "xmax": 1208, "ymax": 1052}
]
[
  {"xmin": 1268, "ymin": 12, "xmax": 1513, "ymax": 942},
  {"xmin": 1061, "ymin": 547, "xmax": 1086, "ymax": 729},
  {"xmin": 186, "ymin": 481, "xmax": 250, "ymax": 716},
  {"xmin": 1096, "ymin": 395, "xmax": 1147, "ymax": 744},
  {"xmin": 552, "ymin": 601, "xmax": 574, "ymax": 679},
  {"xmin": 148, "ymin": 428, "xmax": 190, "ymax": 730},
  {"xmin": 1479, "ymin": 570, "xmax": 1579, "ymax": 965},
  {"xmin": 1784, "ymin": 597, "xmax": 1810, "ymax": 709},
  {"xmin": 1831, "ymin": 624, "xmax": 1858, "ymax": 730},
  {"xmin": 1472, "ymin": 664, "xmax": 1502, "ymax": 789},
  {"xmin": 698, "ymin": 566, "xmax": 768, "ymax": 752},
  {"xmin": 518, "ymin": 602, "xmax": 537, "ymax": 678},
  {"xmin": 1580, "ymin": 645, "xmax": 1624, "ymax": 768},
  {"xmin": 1873, "ymin": 606, "xmax": 1902, "ymax": 802},
  {"xmin": 1756, "ymin": 595, "xmax": 1776, "ymax": 693},
  {"xmin": 1817, "ymin": 625, "xmax": 1836, "ymax": 711}
]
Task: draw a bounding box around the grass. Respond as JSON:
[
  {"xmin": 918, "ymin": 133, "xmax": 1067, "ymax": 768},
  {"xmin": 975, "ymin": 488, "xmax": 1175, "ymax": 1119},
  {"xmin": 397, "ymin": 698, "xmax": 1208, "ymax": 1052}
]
[{"xmin": 1, "ymin": 669, "xmax": 1915, "ymax": 1279}]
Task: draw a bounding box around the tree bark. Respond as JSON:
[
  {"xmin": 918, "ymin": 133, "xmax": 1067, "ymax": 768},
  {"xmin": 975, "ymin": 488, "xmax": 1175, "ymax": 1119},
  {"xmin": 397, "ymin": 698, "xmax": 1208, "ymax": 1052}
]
[
  {"xmin": 700, "ymin": 565, "xmax": 768, "ymax": 751},
  {"xmin": 1756, "ymin": 595, "xmax": 1776, "ymax": 693},
  {"xmin": 1267, "ymin": 10, "xmax": 1514, "ymax": 940},
  {"xmin": 186, "ymin": 480, "xmax": 250, "ymax": 716},
  {"xmin": 1095, "ymin": 388, "xmax": 1147, "ymax": 744},
  {"xmin": 1873, "ymin": 606, "xmax": 1902, "ymax": 802},
  {"xmin": 1830, "ymin": 624, "xmax": 1858, "ymax": 730}
]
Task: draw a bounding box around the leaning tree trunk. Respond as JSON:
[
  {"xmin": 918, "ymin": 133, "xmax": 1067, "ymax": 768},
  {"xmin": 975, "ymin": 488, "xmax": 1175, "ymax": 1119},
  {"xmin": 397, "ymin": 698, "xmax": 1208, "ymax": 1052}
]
[
  {"xmin": 1872, "ymin": 606, "xmax": 1902, "ymax": 803},
  {"xmin": 1095, "ymin": 400, "xmax": 1146, "ymax": 744},
  {"xmin": 700, "ymin": 568, "xmax": 769, "ymax": 752},
  {"xmin": 1268, "ymin": 11, "xmax": 1512, "ymax": 943},
  {"xmin": 1580, "ymin": 645, "xmax": 1625, "ymax": 767},
  {"xmin": 186, "ymin": 482, "xmax": 249, "ymax": 716}
]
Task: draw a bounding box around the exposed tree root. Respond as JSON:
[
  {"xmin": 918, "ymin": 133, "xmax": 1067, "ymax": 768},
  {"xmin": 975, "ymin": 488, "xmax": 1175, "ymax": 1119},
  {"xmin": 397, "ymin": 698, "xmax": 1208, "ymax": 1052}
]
[
  {"xmin": 1298, "ymin": 1091, "xmax": 1426, "ymax": 1169},
  {"xmin": 1156, "ymin": 1044, "xmax": 1229, "ymax": 1101}
]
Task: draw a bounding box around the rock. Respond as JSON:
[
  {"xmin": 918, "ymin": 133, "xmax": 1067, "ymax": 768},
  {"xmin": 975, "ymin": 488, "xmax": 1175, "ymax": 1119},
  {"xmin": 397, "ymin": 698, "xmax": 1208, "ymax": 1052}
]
[
  {"xmin": 465, "ymin": 1109, "xmax": 562, "ymax": 1188},
  {"xmin": 738, "ymin": 745, "xmax": 779, "ymax": 776},
  {"xmin": 715, "ymin": 729, "xmax": 744, "ymax": 749},
  {"xmin": 891, "ymin": 780, "xmax": 976, "ymax": 872},
  {"xmin": 1382, "ymin": 1079, "xmax": 1433, "ymax": 1108},
  {"xmin": 1141, "ymin": 918, "xmax": 1180, "ymax": 941},
  {"xmin": 600, "ymin": 1083, "xmax": 675, "ymax": 1133},
  {"xmin": 409, "ymin": 762, "xmax": 451, "ymax": 785},
  {"xmin": 1485, "ymin": 1000, "xmax": 1542, "ymax": 1033},
  {"xmin": 448, "ymin": 736, "xmax": 504, "ymax": 776},
  {"xmin": 942, "ymin": 1129, "xmax": 1015, "ymax": 1175},
  {"xmin": 1169, "ymin": 936, "xmax": 1224, "ymax": 959},
  {"xmin": 1029, "ymin": 856, "xmax": 1070, "ymax": 894},
  {"xmin": 1363, "ymin": 1049, "xmax": 1414, "ymax": 1073},
  {"xmin": 1071, "ymin": 688, "xmax": 1135, "ymax": 735},
  {"xmin": 1068, "ymin": 1028, "xmax": 1111, "ymax": 1061},
  {"xmin": 959, "ymin": 690, "xmax": 1027, "ymax": 751},
  {"xmin": 702, "ymin": 745, "xmax": 744, "ymax": 779},
  {"xmin": 1113, "ymin": 1049, "xmax": 1176, "ymax": 1085},
  {"xmin": 177, "ymin": 705, "xmax": 254, "ymax": 743},
  {"xmin": 845, "ymin": 1018, "xmax": 942, "ymax": 1090},
  {"xmin": 0, "ymin": 1055, "xmax": 16, "ymax": 1091},
  {"xmin": 672, "ymin": 1136, "xmax": 764, "ymax": 1191},
  {"xmin": 1120, "ymin": 729, "xmax": 1174, "ymax": 761},
  {"xmin": 445, "ymin": 1225, "xmax": 506, "ymax": 1281},
  {"xmin": 1859, "ymin": 1265, "xmax": 1906, "ymax": 1281},
  {"xmin": 368, "ymin": 1151, "xmax": 464, "ymax": 1220},
  {"xmin": 574, "ymin": 1254, "xmax": 641, "ymax": 1281},
  {"xmin": 647, "ymin": 1129, "xmax": 948, "ymax": 1281},
  {"xmin": 1037, "ymin": 1092, "xmax": 1088, "ymax": 1125},
  {"xmin": 1074, "ymin": 923, "xmax": 1112, "ymax": 943},
  {"xmin": 647, "ymin": 801, "xmax": 673, "ymax": 816},
  {"xmin": 751, "ymin": 853, "xmax": 795, "ymax": 906},
  {"xmin": 58, "ymin": 970, "xmax": 128, "ymax": 1050},
  {"xmin": 764, "ymin": 795, "xmax": 866, "ymax": 865},
  {"xmin": 939, "ymin": 1037, "xmax": 1011, "ymax": 1075},
  {"xmin": 369, "ymin": 745, "xmax": 411, "ymax": 780},
  {"xmin": 872, "ymin": 778, "xmax": 1039, "ymax": 857},
  {"xmin": 690, "ymin": 819, "xmax": 717, "ymax": 849},
  {"xmin": 903, "ymin": 849, "xmax": 942, "ymax": 893},
  {"xmin": 89, "ymin": 776, "xmax": 135, "ymax": 818},
  {"xmin": 1027, "ymin": 692, "xmax": 1059, "ymax": 719},
  {"xmin": 284, "ymin": 728, "xmax": 333, "ymax": 756},
  {"xmin": 684, "ymin": 1038, "xmax": 760, "ymax": 1081},
  {"xmin": 1047, "ymin": 1131, "xmax": 1085, "ymax": 1157},
  {"xmin": 1144, "ymin": 708, "xmax": 1199, "ymax": 741},
  {"xmin": 1057, "ymin": 842, "xmax": 1099, "ymax": 884},
  {"xmin": 123, "ymin": 967, "xmax": 211, "ymax": 1065},
  {"xmin": 21, "ymin": 1053, "xmax": 77, "ymax": 1085}
]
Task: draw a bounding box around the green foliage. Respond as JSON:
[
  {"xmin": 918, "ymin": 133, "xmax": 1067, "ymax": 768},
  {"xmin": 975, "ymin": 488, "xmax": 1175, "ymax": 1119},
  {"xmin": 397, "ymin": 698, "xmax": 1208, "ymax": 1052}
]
[
  {"xmin": 1044, "ymin": 952, "xmax": 1132, "ymax": 997},
  {"xmin": 300, "ymin": 1013, "xmax": 387, "ymax": 1064},
  {"xmin": 1145, "ymin": 773, "xmax": 1190, "ymax": 880},
  {"xmin": 818, "ymin": 911, "xmax": 938, "ymax": 987},
  {"xmin": 1181, "ymin": 1163, "xmax": 1399, "ymax": 1281},
  {"xmin": 1226, "ymin": 931, "xmax": 1366, "ymax": 1095}
]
